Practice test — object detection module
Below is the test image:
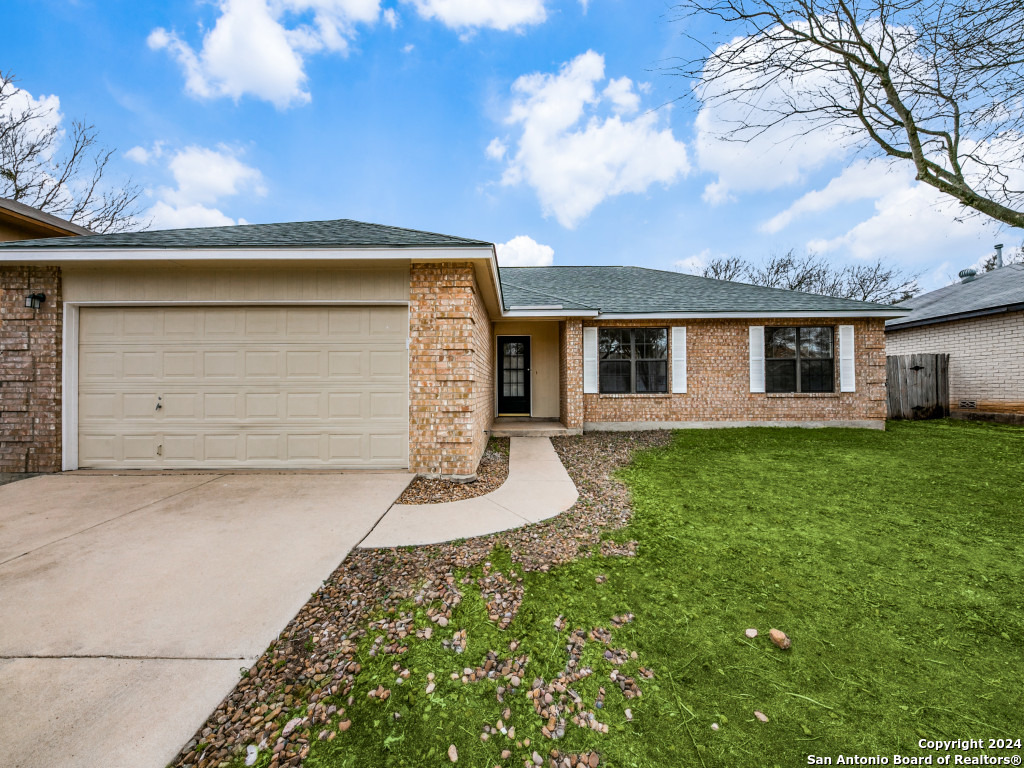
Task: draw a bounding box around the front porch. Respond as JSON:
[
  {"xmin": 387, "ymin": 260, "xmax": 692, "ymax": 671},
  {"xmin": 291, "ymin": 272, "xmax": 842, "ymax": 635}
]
[{"xmin": 489, "ymin": 417, "xmax": 581, "ymax": 438}]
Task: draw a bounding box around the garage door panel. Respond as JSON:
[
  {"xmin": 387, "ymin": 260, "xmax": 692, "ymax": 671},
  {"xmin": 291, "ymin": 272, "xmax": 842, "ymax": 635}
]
[
  {"xmin": 80, "ymin": 351, "xmax": 118, "ymax": 380},
  {"xmin": 78, "ymin": 306, "xmax": 409, "ymax": 469}
]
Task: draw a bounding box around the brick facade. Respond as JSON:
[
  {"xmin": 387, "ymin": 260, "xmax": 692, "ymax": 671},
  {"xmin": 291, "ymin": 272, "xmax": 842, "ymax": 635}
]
[
  {"xmin": 0, "ymin": 266, "xmax": 62, "ymax": 472},
  {"xmin": 579, "ymin": 317, "xmax": 887, "ymax": 427},
  {"xmin": 886, "ymin": 311, "xmax": 1024, "ymax": 415},
  {"xmin": 558, "ymin": 319, "xmax": 584, "ymax": 429},
  {"xmin": 408, "ymin": 262, "xmax": 493, "ymax": 478}
]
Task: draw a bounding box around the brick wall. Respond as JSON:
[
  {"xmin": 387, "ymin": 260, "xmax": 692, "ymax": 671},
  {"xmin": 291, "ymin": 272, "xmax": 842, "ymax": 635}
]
[
  {"xmin": 408, "ymin": 262, "xmax": 492, "ymax": 478},
  {"xmin": 886, "ymin": 311, "xmax": 1024, "ymax": 414},
  {"xmin": 559, "ymin": 319, "xmax": 584, "ymax": 429},
  {"xmin": 471, "ymin": 273, "xmax": 494, "ymax": 469},
  {"xmin": 1, "ymin": 266, "xmax": 62, "ymax": 472},
  {"xmin": 579, "ymin": 317, "xmax": 886, "ymax": 427}
]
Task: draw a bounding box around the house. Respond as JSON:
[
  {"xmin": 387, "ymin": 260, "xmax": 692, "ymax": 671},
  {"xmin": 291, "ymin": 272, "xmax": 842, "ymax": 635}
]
[
  {"xmin": 885, "ymin": 259, "xmax": 1024, "ymax": 422},
  {"xmin": 0, "ymin": 197, "xmax": 92, "ymax": 242},
  {"xmin": 0, "ymin": 218, "xmax": 907, "ymax": 477}
]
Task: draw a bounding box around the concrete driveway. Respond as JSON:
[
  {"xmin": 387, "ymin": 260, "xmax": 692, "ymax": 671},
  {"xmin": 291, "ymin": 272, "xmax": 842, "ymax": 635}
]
[{"xmin": 0, "ymin": 471, "xmax": 411, "ymax": 768}]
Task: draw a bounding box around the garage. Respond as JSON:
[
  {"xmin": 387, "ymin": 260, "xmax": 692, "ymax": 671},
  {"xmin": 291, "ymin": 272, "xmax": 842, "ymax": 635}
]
[{"xmin": 76, "ymin": 305, "xmax": 409, "ymax": 469}]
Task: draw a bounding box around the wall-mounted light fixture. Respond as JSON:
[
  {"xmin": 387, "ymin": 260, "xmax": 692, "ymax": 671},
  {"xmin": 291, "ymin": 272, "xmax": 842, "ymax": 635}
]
[{"xmin": 24, "ymin": 292, "xmax": 46, "ymax": 310}]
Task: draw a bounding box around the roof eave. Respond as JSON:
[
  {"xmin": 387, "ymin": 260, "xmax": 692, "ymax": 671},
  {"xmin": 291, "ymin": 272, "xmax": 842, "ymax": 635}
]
[
  {"xmin": 595, "ymin": 310, "xmax": 910, "ymax": 319},
  {"xmin": 0, "ymin": 245, "xmax": 496, "ymax": 263},
  {"xmin": 886, "ymin": 302, "xmax": 1024, "ymax": 331}
]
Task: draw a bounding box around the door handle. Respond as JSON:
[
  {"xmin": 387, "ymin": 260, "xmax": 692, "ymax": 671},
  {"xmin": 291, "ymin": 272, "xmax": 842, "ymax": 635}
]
[{"xmin": 155, "ymin": 396, "xmax": 163, "ymax": 411}]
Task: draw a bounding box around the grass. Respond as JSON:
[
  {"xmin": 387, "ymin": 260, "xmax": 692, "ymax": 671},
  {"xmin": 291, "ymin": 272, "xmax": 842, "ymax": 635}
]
[{"xmin": 252, "ymin": 420, "xmax": 1024, "ymax": 767}]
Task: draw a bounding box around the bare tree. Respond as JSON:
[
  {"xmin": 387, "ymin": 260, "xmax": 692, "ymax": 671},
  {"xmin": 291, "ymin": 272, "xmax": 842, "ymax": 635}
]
[
  {"xmin": 701, "ymin": 255, "xmax": 748, "ymax": 280},
  {"xmin": 0, "ymin": 71, "xmax": 144, "ymax": 233},
  {"xmin": 700, "ymin": 250, "xmax": 919, "ymax": 303},
  {"xmin": 671, "ymin": 0, "xmax": 1024, "ymax": 230}
]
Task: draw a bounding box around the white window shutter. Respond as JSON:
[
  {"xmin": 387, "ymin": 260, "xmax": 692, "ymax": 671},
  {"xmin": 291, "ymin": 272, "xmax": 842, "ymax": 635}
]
[
  {"xmin": 749, "ymin": 326, "xmax": 765, "ymax": 393},
  {"xmin": 839, "ymin": 324, "xmax": 856, "ymax": 392},
  {"xmin": 671, "ymin": 326, "xmax": 687, "ymax": 393},
  {"xmin": 583, "ymin": 327, "xmax": 598, "ymax": 394}
]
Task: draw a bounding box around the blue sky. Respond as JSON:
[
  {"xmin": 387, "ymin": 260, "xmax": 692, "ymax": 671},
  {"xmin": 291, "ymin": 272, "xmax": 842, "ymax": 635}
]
[{"xmin": 5, "ymin": 0, "xmax": 1017, "ymax": 289}]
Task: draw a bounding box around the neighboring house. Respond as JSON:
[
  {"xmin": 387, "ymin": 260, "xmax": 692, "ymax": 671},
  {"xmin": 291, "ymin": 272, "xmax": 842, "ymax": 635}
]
[
  {"xmin": 0, "ymin": 197, "xmax": 92, "ymax": 242},
  {"xmin": 0, "ymin": 218, "xmax": 906, "ymax": 477},
  {"xmin": 886, "ymin": 262, "xmax": 1024, "ymax": 420}
]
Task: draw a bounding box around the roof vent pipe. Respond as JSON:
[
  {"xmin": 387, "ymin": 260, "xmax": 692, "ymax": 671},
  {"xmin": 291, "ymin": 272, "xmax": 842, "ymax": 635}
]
[
  {"xmin": 994, "ymin": 243, "xmax": 1004, "ymax": 269},
  {"xmin": 959, "ymin": 268, "xmax": 978, "ymax": 283}
]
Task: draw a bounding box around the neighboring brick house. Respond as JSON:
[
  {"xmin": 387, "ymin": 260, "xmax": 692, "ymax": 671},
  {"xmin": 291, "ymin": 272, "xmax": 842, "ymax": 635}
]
[
  {"xmin": 886, "ymin": 263, "xmax": 1024, "ymax": 420},
  {"xmin": 0, "ymin": 218, "xmax": 906, "ymax": 478}
]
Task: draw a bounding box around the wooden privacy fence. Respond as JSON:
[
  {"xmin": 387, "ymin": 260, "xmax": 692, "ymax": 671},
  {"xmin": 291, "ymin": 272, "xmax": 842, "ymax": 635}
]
[{"xmin": 886, "ymin": 353, "xmax": 950, "ymax": 420}]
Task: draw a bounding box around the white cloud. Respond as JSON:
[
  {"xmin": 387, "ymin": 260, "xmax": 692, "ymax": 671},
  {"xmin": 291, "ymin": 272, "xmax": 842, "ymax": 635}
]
[
  {"xmin": 579, "ymin": 0, "xmax": 589, "ymax": 12},
  {"xmin": 693, "ymin": 31, "xmax": 857, "ymax": 205},
  {"xmin": 401, "ymin": 43, "xmax": 415, "ymax": 53},
  {"xmin": 135, "ymin": 144, "xmax": 266, "ymax": 229},
  {"xmin": 493, "ymin": 51, "xmax": 690, "ymax": 228},
  {"xmin": 674, "ymin": 250, "xmax": 709, "ymax": 274},
  {"xmin": 496, "ymin": 235, "xmax": 554, "ymax": 266},
  {"xmin": 149, "ymin": 0, "xmax": 381, "ymax": 109},
  {"xmin": 162, "ymin": 145, "xmax": 266, "ymax": 207},
  {"xmin": 0, "ymin": 86, "xmax": 63, "ymax": 160},
  {"xmin": 806, "ymin": 177, "xmax": 996, "ymax": 271},
  {"xmin": 382, "ymin": 7, "xmax": 398, "ymax": 27},
  {"xmin": 602, "ymin": 77, "xmax": 639, "ymax": 115},
  {"xmin": 124, "ymin": 142, "xmax": 166, "ymax": 165},
  {"xmin": 401, "ymin": 0, "xmax": 546, "ymax": 31},
  {"xmin": 485, "ymin": 137, "xmax": 507, "ymax": 161},
  {"xmin": 761, "ymin": 159, "xmax": 913, "ymax": 234},
  {"xmin": 146, "ymin": 201, "xmax": 238, "ymax": 229}
]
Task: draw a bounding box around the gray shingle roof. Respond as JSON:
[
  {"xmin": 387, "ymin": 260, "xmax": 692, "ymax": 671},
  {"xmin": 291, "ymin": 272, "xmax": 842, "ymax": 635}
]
[
  {"xmin": 0, "ymin": 218, "xmax": 491, "ymax": 250},
  {"xmin": 886, "ymin": 263, "xmax": 1024, "ymax": 329},
  {"xmin": 499, "ymin": 266, "xmax": 902, "ymax": 315}
]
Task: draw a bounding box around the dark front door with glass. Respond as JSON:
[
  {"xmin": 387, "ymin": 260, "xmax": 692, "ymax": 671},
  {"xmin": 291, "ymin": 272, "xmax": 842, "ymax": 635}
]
[{"xmin": 498, "ymin": 336, "xmax": 531, "ymax": 415}]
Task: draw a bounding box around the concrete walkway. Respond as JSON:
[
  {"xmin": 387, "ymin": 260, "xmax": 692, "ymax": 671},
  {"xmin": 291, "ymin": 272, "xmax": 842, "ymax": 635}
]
[
  {"xmin": 360, "ymin": 437, "xmax": 578, "ymax": 548},
  {"xmin": 0, "ymin": 472, "xmax": 410, "ymax": 768}
]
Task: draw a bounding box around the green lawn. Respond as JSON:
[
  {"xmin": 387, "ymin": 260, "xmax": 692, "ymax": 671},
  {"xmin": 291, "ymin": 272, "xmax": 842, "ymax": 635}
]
[{"xmin": 281, "ymin": 421, "xmax": 1024, "ymax": 768}]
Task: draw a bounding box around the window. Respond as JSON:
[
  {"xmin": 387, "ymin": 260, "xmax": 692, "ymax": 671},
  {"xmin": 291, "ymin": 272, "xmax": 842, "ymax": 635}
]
[
  {"xmin": 599, "ymin": 328, "xmax": 668, "ymax": 393},
  {"xmin": 765, "ymin": 326, "xmax": 834, "ymax": 393}
]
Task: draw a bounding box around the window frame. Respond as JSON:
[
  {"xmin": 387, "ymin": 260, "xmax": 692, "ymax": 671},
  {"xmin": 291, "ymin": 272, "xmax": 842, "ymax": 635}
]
[
  {"xmin": 764, "ymin": 325, "xmax": 835, "ymax": 394},
  {"xmin": 598, "ymin": 327, "xmax": 669, "ymax": 394}
]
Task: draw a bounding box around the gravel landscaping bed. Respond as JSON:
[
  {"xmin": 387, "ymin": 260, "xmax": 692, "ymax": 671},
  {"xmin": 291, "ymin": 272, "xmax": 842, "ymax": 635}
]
[
  {"xmin": 395, "ymin": 437, "xmax": 510, "ymax": 505},
  {"xmin": 170, "ymin": 431, "xmax": 670, "ymax": 768}
]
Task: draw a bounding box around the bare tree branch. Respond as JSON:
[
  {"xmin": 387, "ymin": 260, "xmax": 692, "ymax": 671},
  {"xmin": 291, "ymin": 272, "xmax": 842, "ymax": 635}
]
[
  {"xmin": 669, "ymin": 0, "xmax": 1024, "ymax": 230},
  {"xmin": 699, "ymin": 249, "xmax": 920, "ymax": 303},
  {"xmin": 0, "ymin": 70, "xmax": 145, "ymax": 233}
]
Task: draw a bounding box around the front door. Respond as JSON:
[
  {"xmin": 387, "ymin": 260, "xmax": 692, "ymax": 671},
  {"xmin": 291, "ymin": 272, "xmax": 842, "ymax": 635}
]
[{"xmin": 497, "ymin": 336, "xmax": 531, "ymax": 415}]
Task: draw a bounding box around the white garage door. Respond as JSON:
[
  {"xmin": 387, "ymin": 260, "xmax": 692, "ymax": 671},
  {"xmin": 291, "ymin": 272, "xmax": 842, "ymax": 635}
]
[{"xmin": 77, "ymin": 306, "xmax": 409, "ymax": 469}]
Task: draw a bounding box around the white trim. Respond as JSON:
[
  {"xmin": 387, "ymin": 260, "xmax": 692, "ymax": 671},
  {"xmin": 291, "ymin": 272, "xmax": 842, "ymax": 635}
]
[
  {"xmin": 495, "ymin": 334, "xmax": 533, "ymax": 417},
  {"xmin": 839, "ymin": 324, "xmax": 856, "ymax": 392},
  {"xmin": 671, "ymin": 326, "xmax": 687, "ymax": 394},
  {"xmin": 583, "ymin": 327, "xmax": 598, "ymax": 394},
  {"xmin": 61, "ymin": 300, "xmax": 411, "ymax": 307},
  {"xmin": 0, "ymin": 246, "xmax": 495, "ymax": 263},
  {"xmin": 61, "ymin": 299, "xmax": 413, "ymax": 472},
  {"xmin": 502, "ymin": 310, "xmax": 598, "ymax": 318},
  {"xmin": 594, "ymin": 310, "xmax": 908, "ymax": 319},
  {"xmin": 62, "ymin": 303, "xmax": 80, "ymax": 471}
]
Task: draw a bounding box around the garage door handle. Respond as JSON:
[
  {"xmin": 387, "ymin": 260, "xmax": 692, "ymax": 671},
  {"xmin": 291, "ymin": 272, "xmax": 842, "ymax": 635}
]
[{"xmin": 155, "ymin": 396, "xmax": 163, "ymax": 411}]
